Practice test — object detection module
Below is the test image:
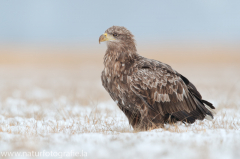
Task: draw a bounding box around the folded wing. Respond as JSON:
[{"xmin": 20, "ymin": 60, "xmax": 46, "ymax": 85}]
[{"xmin": 130, "ymin": 67, "xmax": 214, "ymax": 123}]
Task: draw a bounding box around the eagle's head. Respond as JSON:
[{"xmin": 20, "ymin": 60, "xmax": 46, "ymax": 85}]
[{"xmin": 99, "ymin": 26, "xmax": 136, "ymax": 52}]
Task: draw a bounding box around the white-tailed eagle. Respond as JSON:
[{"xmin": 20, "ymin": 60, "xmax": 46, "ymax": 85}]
[{"xmin": 99, "ymin": 26, "xmax": 215, "ymax": 131}]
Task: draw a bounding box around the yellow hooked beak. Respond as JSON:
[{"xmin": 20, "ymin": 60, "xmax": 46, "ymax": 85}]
[{"xmin": 99, "ymin": 33, "xmax": 115, "ymax": 44}]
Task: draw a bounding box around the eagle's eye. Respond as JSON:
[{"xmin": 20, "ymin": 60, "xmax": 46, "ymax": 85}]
[{"xmin": 113, "ymin": 33, "xmax": 118, "ymax": 37}]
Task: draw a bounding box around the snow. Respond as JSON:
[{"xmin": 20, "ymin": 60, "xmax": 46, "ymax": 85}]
[
  {"xmin": 0, "ymin": 66, "xmax": 239, "ymax": 159},
  {"xmin": 0, "ymin": 98, "xmax": 240, "ymax": 159}
]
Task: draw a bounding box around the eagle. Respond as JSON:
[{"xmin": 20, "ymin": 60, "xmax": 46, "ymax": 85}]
[{"xmin": 99, "ymin": 26, "xmax": 215, "ymax": 131}]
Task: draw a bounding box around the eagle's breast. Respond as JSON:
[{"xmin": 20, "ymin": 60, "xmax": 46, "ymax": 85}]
[{"xmin": 101, "ymin": 52, "xmax": 139, "ymax": 110}]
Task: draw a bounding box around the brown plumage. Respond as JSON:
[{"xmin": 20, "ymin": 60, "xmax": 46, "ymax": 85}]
[{"xmin": 99, "ymin": 26, "xmax": 215, "ymax": 131}]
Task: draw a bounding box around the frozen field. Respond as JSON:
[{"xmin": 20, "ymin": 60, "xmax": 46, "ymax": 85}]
[{"xmin": 0, "ymin": 52, "xmax": 240, "ymax": 159}]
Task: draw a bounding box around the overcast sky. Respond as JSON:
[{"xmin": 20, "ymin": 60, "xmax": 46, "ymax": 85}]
[{"xmin": 0, "ymin": 0, "xmax": 240, "ymax": 44}]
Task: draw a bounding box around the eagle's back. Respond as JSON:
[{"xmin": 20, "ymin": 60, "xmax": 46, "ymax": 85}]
[{"xmin": 101, "ymin": 54, "xmax": 214, "ymax": 130}]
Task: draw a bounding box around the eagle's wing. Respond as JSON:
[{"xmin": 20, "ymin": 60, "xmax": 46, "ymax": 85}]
[{"xmin": 129, "ymin": 65, "xmax": 213, "ymax": 123}]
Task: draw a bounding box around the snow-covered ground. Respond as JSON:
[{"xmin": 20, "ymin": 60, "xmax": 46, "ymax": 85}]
[{"xmin": 0, "ymin": 65, "xmax": 239, "ymax": 159}]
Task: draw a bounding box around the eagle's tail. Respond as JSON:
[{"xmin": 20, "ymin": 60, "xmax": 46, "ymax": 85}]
[
  {"xmin": 194, "ymin": 97, "xmax": 215, "ymax": 120},
  {"xmin": 202, "ymin": 99, "xmax": 215, "ymax": 109},
  {"xmin": 202, "ymin": 99, "xmax": 216, "ymax": 121},
  {"xmin": 172, "ymin": 95, "xmax": 215, "ymax": 124}
]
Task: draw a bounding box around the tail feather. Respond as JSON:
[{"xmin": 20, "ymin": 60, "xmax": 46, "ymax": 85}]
[
  {"xmin": 194, "ymin": 96, "xmax": 214, "ymax": 119},
  {"xmin": 178, "ymin": 74, "xmax": 215, "ymax": 123},
  {"xmin": 172, "ymin": 94, "xmax": 214, "ymax": 124},
  {"xmin": 202, "ymin": 99, "xmax": 215, "ymax": 109}
]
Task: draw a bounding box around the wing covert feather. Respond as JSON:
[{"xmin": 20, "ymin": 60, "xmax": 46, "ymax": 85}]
[{"xmin": 130, "ymin": 68, "xmax": 197, "ymax": 116}]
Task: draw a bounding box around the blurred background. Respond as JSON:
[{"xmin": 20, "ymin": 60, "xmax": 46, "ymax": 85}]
[
  {"xmin": 0, "ymin": 0, "xmax": 240, "ymax": 66},
  {"xmin": 0, "ymin": 0, "xmax": 239, "ymax": 103}
]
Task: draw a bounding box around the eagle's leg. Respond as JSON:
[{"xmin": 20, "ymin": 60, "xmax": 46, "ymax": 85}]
[
  {"xmin": 120, "ymin": 107, "xmax": 142, "ymax": 129},
  {"xmin": 134, "ymin": 108, "xmax": 164, "ymax": 131},
  {"xmin": 134, "ymin": 116, "xmax": 164, "ymax": 131},
  {"xmin": 121, "ymin": 103, "xmax": 164, "ymax": 131}
]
